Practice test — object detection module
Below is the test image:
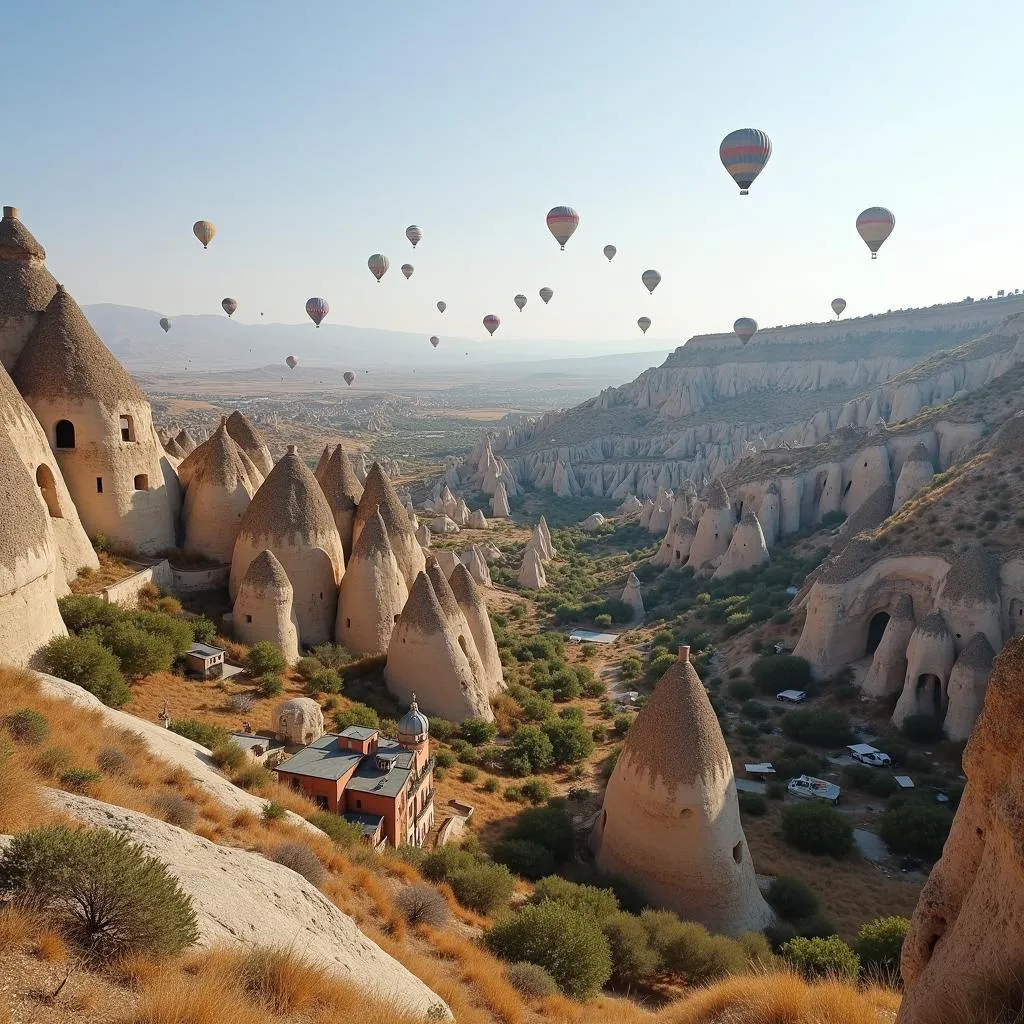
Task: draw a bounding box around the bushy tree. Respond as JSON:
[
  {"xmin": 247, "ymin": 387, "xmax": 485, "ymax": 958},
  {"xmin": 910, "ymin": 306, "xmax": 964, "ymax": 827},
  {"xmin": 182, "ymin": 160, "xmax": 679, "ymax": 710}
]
[
  {"xmin": 542, "ymin": 717, "xmax": 594, "ymax": 765},
  {"xmin": 42, "ymin": 635, "xmax": 130, "ymax": 708},
  {"xmin": 57, "ymin": 594, "xmax": 120, "ymax": 632},
  {"xmin": 781, "ymin": 935, "xmax": 860, "ymax": 980},
  {"xmin": 530, "ymin": 876, "xmax": 620, "ymax": 921},
  {"xmin": 781, "ymin": 709, "xmax": 853, "ymax": 747},
  {"xmin": 295, "ymin": 656, "xmax": 325, "ymax": 681},
  {"xmin": 782, "ymin": 803, "xmax": 853, "ymax": 857},
  {"xmin": 448, "ymin": 862, "xmax": 515, "ymax": 914},
  {"xmin": 420, "ymin": 844, "xmax": 478, "ymax": 883},
  {"xmin": 105, "ymin": 621, "xmax": 175, "ymax": 678},
  {"xmin": 507, "ymin": 805, "xmax": 575, "ymax": 864},
  {"xmin": 766, "ymin": 876, "xmax": 819, "ymax": 921},
  {"xmin": 504, "ymin": 726, "xmax": 553, "ymax": 776},
  {"xmin": 130, "ymin": 610, "xmax": 194, "ymax": 657},
  {"xmin": 333, "ymin": 703, "xmax": 379, "ymax": 731},
  {"xmin": 492, "ymin": 838, "xmax": 555, "ymax": 880},
  {"xmin": 602, "ymin": 911, "xmax": 660, "ymax": 987},
  {"xmin": 246, "ymin": 641, "xmax": 287, "ymax": 677},
  {"xmin": 639, "ymin": 910, "xmax": 744, "ymax": 983},
  {"xmin": 879, "ymin": 802, "xmax": 953, "ymax": 861},
  {"xmin": 750, "ymin": 654, "xmax": 812, "ymax": 695},
  {"xmin": 191, "ymin": 617, "xmax": 218, "ymax": 644},
  {"xmin": 459, "ymin": 718, "xmax": 498, "ymax": 746},
  {"xmin": 307, "ymin": 811, "xmax": 363, "ymax": 847},
  {"xmin": 169, "ymin": 717, "xmax": 230, "ymax": 750},
  {"xmin": 854, "ymin": 916, "xmax": 909, "ymax": 975}
]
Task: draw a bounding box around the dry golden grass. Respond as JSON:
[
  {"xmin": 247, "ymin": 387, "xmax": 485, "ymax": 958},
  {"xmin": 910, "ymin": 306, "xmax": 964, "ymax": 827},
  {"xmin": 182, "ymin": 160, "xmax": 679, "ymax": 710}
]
[
  {"xmin": 32, "ymin": 930, "xmax": 69, "ymax": 963},
  {"xmin": 67, "ymin": 551, "xmax": 139, "ymax": 595},
  {"xmin": 0, "ymin": 905, "xmax": 43, "ymax": 953}
]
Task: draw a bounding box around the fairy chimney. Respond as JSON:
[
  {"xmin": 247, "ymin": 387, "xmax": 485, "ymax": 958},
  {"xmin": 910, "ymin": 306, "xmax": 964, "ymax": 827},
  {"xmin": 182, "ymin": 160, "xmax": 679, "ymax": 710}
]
[
  {"xmin": 313, "ymin": 444, "xmax": 331, "ymax": 482},
  {"xmin": 621, "ymin": 572, "xmax": 645, "ymax": 621},
  {"xmin": 0, "ymin": 206, "xmax": 58, "ymax": 370},
  {"xmin": 862, "ymin": 595, "xmax": 917, "ymax": 698},
  {"xmin": 892, "ymin": 612, "xmax": 957, "ymax": 729},
  {"xmin": 892, "ymin": 443, "xmax": 935, "ymax": 512},
  {"xmin": 648, "ymin": 492, "xmax": 672, "ymax": 535},
  {"xmin": 757, "ymin": 481, "xmax": 781, "ymax": 548},
  {"xmin": 935, "ymin": 547, "xmax": 1003, "ymax": 656},
  {"xmin": 174, "ymin": 428, "xmax": 197, "ymax": 455},
  {"xmin": 712, "ymin": 509, "xmax": 769, "ymax": 579},
  {"xmin": 164, "ymin": 435, "xmax": 188, "ymax": 460},
  {"xmin": 318, "ymin": 445, "xmax": 364, "ymax": 562},
  {"xmin": 353, "ymin": 463, "xmax": 425, "ymax": 589},
  {"xmin": 468, "ymin": 508, "xmax": 488, "ymax": 530},
  {"xmin": 943, "ymin": 632, "xmax": 996, "ymax": 743},
  {"xmin": 491, "ymin": 481, "xmax": 511, "ymax": 518},
  {"xmin": 225, "ymin": 410, "xmax": 274, "ymax": 478},
  {"xmin": 450, "ymin": 562, "xmax": 504, "ymax": 696},
  {"xmin": 687, "ymin": 479, "xmax": 735, "ymax": 572},
  {"xmin": 425, "ymin": 558, "xmax": 490, "ymax": 693},
  {"xmin": 460, "ymin": 544, "xmax": 492, "ymax": 587},
  {"xmin": 232, "ymin": 550, "xmax": 300, "ymax": 663},
  {"xmin": 518, "ymin": 546, "xmax": 547, "ymax": 589}
]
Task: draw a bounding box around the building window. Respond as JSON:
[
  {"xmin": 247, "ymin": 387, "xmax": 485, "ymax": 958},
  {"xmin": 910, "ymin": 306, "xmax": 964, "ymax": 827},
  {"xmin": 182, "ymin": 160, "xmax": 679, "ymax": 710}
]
[
  {"xmin": 96, "ymin": 477, "xmax": 103, "ymax": 494},
  {"xmin": 133, "ymin": 474, "xmax": 149, "ymax": 491},
  {"xmin": 35, "ymin": 465, "xmax": 62, "ymax": 518},
  {"xmin": 55, "ymin": 420, "xmax": 75, "ymax": 449},
  {"xmin": 119, "ymin": 415, "xmax": 136, "ymax": 442},
  {"xmin": 245, "ymin": 614, "xmax": 252, "ymax": 624},
  {"xmin": 346, "ymin": 617, "xmax": 351, "ymax": 629},
  {"xmin": 355, "ymin": 799, "xmax": 362, "ymax": 809}
]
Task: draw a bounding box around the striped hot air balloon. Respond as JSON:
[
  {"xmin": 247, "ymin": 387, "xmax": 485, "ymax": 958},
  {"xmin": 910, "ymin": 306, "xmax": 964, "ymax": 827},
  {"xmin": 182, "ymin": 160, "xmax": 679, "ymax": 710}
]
[
  {"xmin": 733, "ymin": 317, "xmax": 758, "ymax": 344},
  {"xmin": 856, "ymin": 208, "xmax": 895, "ymax": 259},
  {"xmin": 406, "ymin": 225, "xmax": 422, "ymax": 248},
  {"xmin": 719, "ymin": 129, "xmax": 772, "ymax": 195},
  {"xmin": 637, "ymin": 317, "xmax": 651, "ymax": 335},
  {"xmin": 603, "ymin": 244, "xmax": 617, "ymax": 262},
  {"xmin": 344, "ymin": 371, "xmax": 356, "ymax": 386},
  {"xmin": 436, "ymin": 300, "xmax": 447, "ymax": 313},
  {"xmin": 368, "ymin": 254, "xmax": 389, "ymax": 282},
  {"xmin": 483, "ymin": 314, "xmax": 500, "ymax": 336},
  {"xmin": 159, "ymin": 317, "xmax": 171, "ymax": 333},
  {"xmin": 401, "ymin": 264, "xmax": 414, "ymax": 279},
  {"xmin": 430, "ymin": 336, "xmax": 440, "ymax": 348},
  {"xmin": 831, "ymin": 297, "xmax": 847, "ymax": 317},
  {"xmin": 539, "ymin": 287, "xmax": 553, "ymax": 304},
  {"xmin": 305, "ymin": 297, "xmax": 329, "ymax": 327},
  {"xmin": 514, "ymin": 294, "xmax": 527, "ymax": 312},
  {"xmin": 642, "ymin": 269, "xmax": 661, "ymax": 294},
  {"xmin": 192, "ymin": 220, "xmax": 216, "ymax": 248},
  {"xmin": 221, "ymin": 297, "xmax": 237, "ymax": 317},
  {"xmin": 286, "ymin": 355, "xmax": 298, "ymax": 369},
  {"xmin": 546, "ymin": 206, "xmax": 579, "ymax": 250}
]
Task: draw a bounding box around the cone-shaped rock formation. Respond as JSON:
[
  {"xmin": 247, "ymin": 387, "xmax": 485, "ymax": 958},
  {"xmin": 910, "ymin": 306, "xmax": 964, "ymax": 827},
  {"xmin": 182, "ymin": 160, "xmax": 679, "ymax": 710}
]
[
  {"xmin": 233, "ymin": 550, "xmax": 301, "ymax": 663},
  {"xmin": 518, "ymin": 547, "xmax": 547, "ymax": 589},
  {"xmin": 318, "ymin": 445, "xmax": 364, "ymax": 562},
  {"xmin": 450, "ymin": 562, "xmax": 504, "ymax": 697},
  {"xmin": 225, "ymin": 410, "xmax": 274, "ymax": 478},
  {"xmin": 354, "ymin": 463, "xmax": 425, "ymax": 589}
]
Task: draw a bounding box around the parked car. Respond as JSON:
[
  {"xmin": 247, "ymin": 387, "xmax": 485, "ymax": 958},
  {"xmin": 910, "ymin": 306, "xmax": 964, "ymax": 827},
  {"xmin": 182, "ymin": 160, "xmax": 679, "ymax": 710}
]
[
  {"xmin": 848, "ymin": 743, "xmax": 892, "ymax": 767},
  {"xmin": 787, "ymin": 774, "xmax": 841, "ymax": 805},
  {"xmin": 776, "ymin": 689, "xmax": 808, "ymax": 704}
]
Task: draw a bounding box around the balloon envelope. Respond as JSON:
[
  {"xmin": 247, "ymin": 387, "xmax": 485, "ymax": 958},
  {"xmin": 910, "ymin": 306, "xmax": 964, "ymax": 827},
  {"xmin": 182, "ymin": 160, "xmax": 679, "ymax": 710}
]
[
  {"xmin": 856, "ymin": 208, "xmax": 895, "ymax": 258},
  {"xmin": 733, "ymin": 317, "xmax": 758, "ymax": 344},
  {"xmin": 159, "ymin": 317, "xmax": 171, "ymax": 333},
  {"xmin": 429, "ymin": 336, "xmax": 440, "ymax": 348},
  {"xmin": 221, "ymin": 297, "xmax": 237, "ymax": 317},
  {"xmin": 368, "ymin": 254, "xmax": 389, "ymax": 281},
  {"xmin": 401, "ymin": 264, "xmax": 414, "ymax": 280},
  {"xmin": 286, "ymin": 355, "xmax": 298, "ymax": 369},
  {"xmin": 192, "ymin": 220, "xmax": 216, "ymax": 248},
  {"xmin": 483, "ymin": 314, "xmax": 500, "ymax": 336},
  {"xmin": 514, "ymin": 294, "xmax": 527, "ymax": 311},
  {"xmin": 344, "ymin": 371, "xmax": 355, "ymax": 386},
  {"xmin": 539, "ymin": 287, "xmax": 553, "ymax": 304},
  {"xmin": 436, "ymin": 300, "xmax": 447, "ymax": 313},
  {"xmin": 305, "ymin": 297, "xmax": 329, "ymax": 327},
  {"xmin": 603, "ymin": 244, "xmax": 617, "ymax": 262},
  {"xmin": 831, "ymin": 297, "xmax": 847, "ymax": 317},
  {"xmin": 719, "ymin": 129, "xmax": 772, "ymax": 195},
  {"xmin": 637, "ymin": 317, "xmax": 651, "ymax": 335},
  {"xmin": 642, "ymin": 269, "xmax": 662, "ymax": 294},
  {"xmin": 546, "ymin": 206, "xmax": 579, "ymax": 249},
  {"xmin": 406, "ymin": 225, "xmax": 422, "ymax": 248}
]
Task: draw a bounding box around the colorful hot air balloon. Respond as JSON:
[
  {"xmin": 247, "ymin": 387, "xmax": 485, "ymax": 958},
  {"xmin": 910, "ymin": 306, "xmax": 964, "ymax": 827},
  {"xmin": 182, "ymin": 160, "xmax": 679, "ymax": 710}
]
[
  {"xmin": 305, "ymin": 297, "xmax": 329, "ymax": 328},
  {"xmin": 642, "ymin": 269, "xmax": 661, "ymax": 294},
  {"xmin": 192, "ymin": 220, "xmax": 216, "ymax": 248},
  {"xmin": 483, "ymin": 314, "xmax": 500, "ymax": 337},
  {"xmin": 344, "ymin": 371, "xmax": 355, "ymax": 386},
  {"xmin": 159, "ymin": 317, "xmax": 171, "ymax": 333},
  {"xmin": 546, "ymin": 206, "xmax": 579, "ymax": 250},
  {"xmin": 401, "ymin": 264, "xmax": 414, "ymax": 279},
  {"xmin": 719, "ymin": 129, "xmax": 772, "ymax": 195},
  {"xmin": 856, "ymin": 208, "xmax": 895, "ymax": 259},
  {"xmin": 514, "ymin": 294, "xmax": 527, "ymax": 312},
  {"xmin": 286, "ymin": 355, "xmax": 298, "ymax": 369},
  {"xmin": 831, "ymin": 297, "xmax": 847, "ymax": 318},
  {"xmin": 221, "ymin": 297, "xmax": 237, "ymax": 317},
  {"xmin": 406, "ymin": 225, "xmax": 422, "ymax": 248},
  {"xmin": 733, "ymin": 317, "xmax": 758, "ymax": 344},
  {"xmin": 637, "ymin": 317, "xmax": 651, "ymax": 335},
  {"xmin": 539, "ymin": 287, "xmax": 553, "ymax": 304},
  {"xmin": 430, "ymin": 336, "xmax": 440, "ymax": 348},
  {"xmin": 603, "ymin": 244, "xmax": 617, "ymax": 262},
  {"xmin": 436, "ymin": 300, "xmax": 447, "ymax": 313},
  {"xmin": 368, "ymin": 254, "xmax": 389, "ymax": 282}
]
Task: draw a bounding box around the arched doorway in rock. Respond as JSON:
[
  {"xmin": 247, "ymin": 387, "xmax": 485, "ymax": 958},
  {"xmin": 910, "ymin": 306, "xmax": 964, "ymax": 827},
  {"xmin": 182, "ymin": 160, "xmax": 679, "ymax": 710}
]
[
  {"xmin": 866, "ymin": 611, "xmax": 890, "ymax": 655},
  {"xmin": 1010, "ymin": 598, "xmax": 1024, "ymax": 637},
  {"xmin": 915, "ymin": 673, "xmax": 943, "ymax": 717},
  {"xmin": 35, "ymin": 465, "xmax": 62, "ymax": 518}
]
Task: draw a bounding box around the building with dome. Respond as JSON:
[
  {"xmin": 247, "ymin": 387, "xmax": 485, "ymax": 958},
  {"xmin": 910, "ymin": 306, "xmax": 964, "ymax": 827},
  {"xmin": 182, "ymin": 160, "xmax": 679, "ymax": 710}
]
[{"xmin": 274, "ymin": 696, "xmax": 435, "ymax": 848}]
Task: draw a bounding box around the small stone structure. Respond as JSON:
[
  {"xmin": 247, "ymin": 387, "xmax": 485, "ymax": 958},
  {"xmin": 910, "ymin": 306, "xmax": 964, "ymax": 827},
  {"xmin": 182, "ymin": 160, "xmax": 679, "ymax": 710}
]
[
  {"xmin": 272, "ymin": 696, "xmax": 325, "ymax": 746},
  {"xmin": 621, "ymin": 572, "xmax": 645, "ymax": 621}
]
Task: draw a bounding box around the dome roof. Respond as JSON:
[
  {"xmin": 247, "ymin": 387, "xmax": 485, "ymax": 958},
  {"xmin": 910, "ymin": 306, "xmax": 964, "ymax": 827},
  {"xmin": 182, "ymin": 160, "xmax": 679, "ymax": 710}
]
[
  {"xmin": 239, "ymin": 447, "xmax": 338, "ymax": 542},
  {"xmin": 398, "ymin": 695, "xmax": 429, "ymax": 738},
  {"xmin": 0, "ymin": 208, "xmax": 56, "ymax": 322}
]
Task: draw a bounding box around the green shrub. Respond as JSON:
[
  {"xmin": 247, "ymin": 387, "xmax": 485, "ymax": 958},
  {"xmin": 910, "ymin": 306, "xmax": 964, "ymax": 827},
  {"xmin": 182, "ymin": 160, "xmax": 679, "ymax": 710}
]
[
  {"xmin": 542, "ymin": 718, "xmax": 594, "ymax": 765},
  {"xmin": 105, "ymin": 621, "xmax": 175, "ymax": 678},
  {"xmin": 460, "ymin": 718, "xmax": 498, "ymax": 746},
  {"xmin": 902, "ymin": 713, "xmax": 944, "ymax": 744},
  {"xmin": 427, "ymin": 717, "xmax": 456, "ymax": 741},
  {"xmin": 256, "ymin": 674, "xmax": 284, "ymax": 698},
  {"xmin": 781, "ymin": 710, "xmax": 854, "ymax": 747},
  {"xmin": 780, "ymin": 935, "xmax": 860, "ymax": 980},
  {"xmin": 3, "ymin": 708, "xmax": 48, "ymax": 745},
  {"xmin": 420, "ymin": 844, "xmax": 478, "ymax": 883},
  {"xmin": 311, "ymin": 642, "xmax": 352, "ymax": 670},
  {"xmin": 482, "ymin": 777, "xmax": 500, "ymax": 794},
  {"xmin": 435, "ymin": 750, "xmax": 456, "ymax": 769},
  {"xmin": 507, "ymin": 805, "xmax": 575, "ymax": 864},
  {"xmin": 0, "ymin": 826, "xmax": 198, "ymax": 957},
  {"xmin": 191, "ymin": 617, "xmax": 218, "ymax": 644},
  {"xmin": 130, "ymin": 610, "xmax": 194, "ymax": 657},
  {"xmin": 492, "ymin": 838, "xmax": 556, "ymax": 879},
  {"xmin": 210, "ymin": 740, "xmax": 248, "ymax": 772},
  {"xmin": 620, "ymin": 656, "xmax": 643, "ymax": 681},
  {"xmin": 305, "ymin": 669, "xmax": 342, "ymax": 696},
  {"xmin": 59, "ymin": 767, "xmax": 102, "ymax": 793},
  {"xmin": 449, "ymin": 862, "xmax": 515, "ymax": 914},
  {"xmin": 333, "ymin": 703, "xmax": 379, "ymax": 731},
  {"xmin": 486, "ymin": 900, "xmax": 612, "ymax": 998},
  {"xmin": 307, "ymin": 811, "xmax": 363, "ymax": 846},
  {"xmin": 245, "ymin": 641, "xmax": 287, "ymax": 678},
  {"xmin": 639, "ymin": 910, "xmax": 744, "ymax": 983},
  {"xmin": 737, "ymin": 792, "xmax": 767, "ymax": 816},
  {"xmin": 270, "ymin": 841, "xmax": 326, "ymax": 887},
  {"xmin": 42, "ymin": 635, "xmax": 130, "ymax": 708},
  {"xmin": 782, "ymin": 802, "xmax": 854, "ymax": 857},
  {"xmin": 504, "ymin": 960, "xmax": 559, "ymax": 998},
  {"xmin": 750, "ymin": 655, "xmax": 812, "ymax": 695},
  {"xmin": 648, "ymin": 652, "xmax": 675, "ymax": 678},
  {"xmin": 295, "ymin": 656, "xmax": 325, "ymax": 681},
  {"xmin": 879, "ymin": 802, "xmax": 953, "ymax": 861},
  {"xmin": 741, "ymin": 699, "xmax": 769, "ymax": 721},
  {"xmin": 603, "ymin": 911, "xmax": 660, "ymax": 987},
  {"xmin": 57, "ymin": 594, "xmax": 120, "ymax": 632},
  {"xmin": 520, "ymin": 778, "xmax": 551, "ymax": 805},
  {"xmin": 169, "ymin": 718, "xmax": 230, "ymax": 750},
  {"xmin": 613, "ymin": 715, "xmax": 633, "ymax": 736},
  {"xmin": 594, "ymin": 613, "xmax": 612, "ymax": 628},
  {"xmin": 261, "ymin": 800, "xmax": 286, "ymax": 821},
  {"xmin": 530, "ymin": 876, "xmax": 620, "ymax": 921},
  {"xmin": 854, "ymin": 916, "xmax": 909, "ymax": 975},
  {"xmin": 504, "ymin": 726, "xmax": 553, "ymax": 775},
  {"xmin": 460, "ymin": 765, "xmax": 480, "ymax": 783},
  {"xmin": 235, "ymin": 764, "xmax": 275, "ymax": 792},
  {"xmin": 766, "ymin": 876, "xmax": 819, "ymax": 921}
]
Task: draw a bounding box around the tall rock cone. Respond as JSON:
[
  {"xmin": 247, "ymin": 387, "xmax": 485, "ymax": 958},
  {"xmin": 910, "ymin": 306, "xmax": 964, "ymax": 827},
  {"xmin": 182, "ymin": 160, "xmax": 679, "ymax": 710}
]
[
  {"xmin": 538, "ymin": 515, "xmax": 555, "ymax": 557},
  {"xmin": 449, "ymin": 562, "xmax": 504, "ymax": 697},
  {"xmin": 425, "ymin": 558, "xmax": 490, "ymax": 695},
  {"xmin": 174, "ymin": 428, "xmax": 197, "ymax": 455},
  {"xmin": 225, "ymin": 410, "xmax": 274, "ymax": 478},
  {"xmin": 336, "ymin": 508, "xmax": 408, "ymax": 656},
  {"xmin": 0, "ymin": 206, "xmax": 58, "ymax": 370},
  {"xmin": 318, "ymin": 445, "xmax": 364, "ymax": 561},
  {"xmin": 861, "ymin": 595, "xmax": 917, "ymax": 698},
  {"xmin": 232, "ymin": 550, "xmax": 300, "ymax": 664},
  {"xmin": 518, "ymin": 547, "xmax": 547, "ymax": 589},
  {"xmin": 592, "ymin": 645, "xmax": 772, "ymax": 937},
  {"xmin": 353, "ymin": 463, "xmax": 425, "ymax": 589},
  {"xmin": 313, "ymin": 444, "xmax": 331, "ymax": 482},
  {"xmin": 385, "ymin": 571, "xmax": 493, "ymax": 723},
  {"xmin": 229, "ymin": 446, "xmax": 345, "ymax": 646}
]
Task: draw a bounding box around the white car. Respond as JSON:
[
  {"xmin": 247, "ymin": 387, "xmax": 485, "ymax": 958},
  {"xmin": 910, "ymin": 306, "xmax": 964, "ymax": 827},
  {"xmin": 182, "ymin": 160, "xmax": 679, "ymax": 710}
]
[
  {"xmin": 787, "ymin": 774, "xmax": 841, "ymax": 805},
  {"xmin": 776, "ymin": 689, "xmax": 808, "ymax": 704},
  {"xmin": 848, "ymin": 743, "xmax": 892, "ymax": 767}
]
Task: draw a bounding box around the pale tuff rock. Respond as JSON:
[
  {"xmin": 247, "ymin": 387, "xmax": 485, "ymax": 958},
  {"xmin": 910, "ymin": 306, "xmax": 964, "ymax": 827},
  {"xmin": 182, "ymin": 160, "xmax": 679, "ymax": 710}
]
[
  {"xmin": 757, "ymin": 482, "xmax": 781, "ymax": 548},
  {"xmin": 892, "ymin": 612, "xmax": 957, "ymax": 729},
  {"xmin": 229, "ymin": 447, "xmax": 345, "ymax": 647},
  {"xmin": 862, "ymin": 595, "xmax": 917, "ymax": 698},
  {"xmin": 491, "ymin": 481, "xmax": 511, "ymax": 518},
  {"xmin": 592, "ymin": 646, "xmax": 773, "ymax": 937},
  {"xmin": 893, "ymin": 442, "xmax": 935, "ymax": 512},
  {"xmin": 225, "ymin": 410, "xmax": 274, "ymax": 478},
  {"xmin": 353, "ymin": 452, "xmax": 368, "ymax": 484},
  {"xmin": 538, "ymin": 515, "xmax": 555, "ymax": 557},
  {"xmin": 841, "ymin": 445, "xmax": 891, "ymax": 518},
  {"xmin": 459, "ymin": 545, "xmax": 492, "ymax": 587},
  {"xmin": 385, "ymin": 570, "xmax": 493, "ymax": 723},
  {"xmin": 336, "ymin": 509, "xmax": 408, "ymax": 657},
  {"xmin": 273, "ymin": 696, "xmax": 325, "ymax": 745},
  {"xmin": 639, "ymin": 499, "xmax": 655, "ymax": 528},
  {"xmin": 440, "ymin": 485, "xmax": 459, "ymax": 519},
  {"xmin": 651, "ymin": 517, "xmax": 696, "ymax": 568},
  {"xmin": 814, "ymin": 462, "xmax": 843, "ymax": 522},
  {"xmin": 430, "ymin": 548, "xmax": 460, "ymax": 578},
  {"xmin": 450, "ymin": 562, "xmax": 504, "ymax": 696},
  {"xmin": 318, "ymin": 445, "xmax": 364, "ymax": 562},
  {"xmin": 174, "ymin": 428, "xmax": 197, "ymax": 455},
  {"xmin": 666, "ymin": 488, "xmax": 693, "ymax": 532},
  {"xmin": 621, "ymin": 572, "xmax": 645, "ymax": 621},
  {"xmin": 313, "ymin": 444, "xmax": 331, "ymax": 481},
  {"xmin": 468, "ymin": 508, "xmax": 488, "ymax": 529},
  {"xmin": 233, "ymin": 550, "xmax": 300, "ymax": 664},
  {"xmin": 481, "ymin": 542, "xmax": 502, "ymax": 563},
  {"xmin": 428, "ymin": 516, "xmax": 460, "ymax": 534},
  {"xmin": 526, "ymin": 523, "xmax": 553, "ymax": 563},
  {"xmin": 416, "ymin": 522, "xmax": 431, "ymax": 547},
  {"xmin": 518, "ymin": 547, "xmax": 547, "ymax": 589},
  {"xmin": 180, "ymin": 423, "xmax": 259, "ymax": 562},
  {"xmin": 0, "ymin": 206, "xmax": 58, "ymax": 371},
  {"xmin": 425, "ymin": 557, "xmax": 490, "ymax": 705},
  {"xmin": 164, "ymin": 435, "xmax": 188, "ymax": 460},
  {"xmin": 616, "ymin": 495, "xmax": 643, "ymax": 516},
  {"xmin": 687, "ymin": 481, "xmax": 735, "ymax": 571},
  {"xmin": 897, "ymin": 638, "xmax": 1024, "ymax": 1024},
  {"xmin": 582, "ymin": 512, "xmax": 606, "ymax": 532},
  {"xmin": 552, "ymin": 459, "xmax": 577, "ymax": 497},
  {"xmin": 935, "ymin": 547, "xmax": 1002, "ymax": 655},
  {"xmin": 778, "ymin": 475, "xmax": 804, "ymax": 536},
  {"xmin": 712, "ymin": 509, "xmax": 769, "ymax": 579},
  {"xmin": 648, "ymin": 491, "xmax": 672, "ymax": 535},
  {"xmin": 455, "ymin": 498, "xmax": 470, "ymax": 526},
  {"xmin": 837, "ymin": 482, "xmax": 895, "ymax": 542},
  {"xmin": 944, "ymin": 633, "xmax": 996, "ymax": 743},
  {"xmin": 353, "ymin": 463, "xmax": 425, "ymax": 590}
]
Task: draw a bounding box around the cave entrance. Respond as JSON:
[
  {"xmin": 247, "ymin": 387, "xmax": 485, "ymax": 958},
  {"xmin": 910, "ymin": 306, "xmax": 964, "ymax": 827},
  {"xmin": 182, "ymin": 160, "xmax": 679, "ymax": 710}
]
[
  {"xmin": 867, "ymin": 611, "xmax": 890, "ymax": 655},
  {"xmin": 915, "ymin": 673, "xmax": 943, "ymax": 717}
]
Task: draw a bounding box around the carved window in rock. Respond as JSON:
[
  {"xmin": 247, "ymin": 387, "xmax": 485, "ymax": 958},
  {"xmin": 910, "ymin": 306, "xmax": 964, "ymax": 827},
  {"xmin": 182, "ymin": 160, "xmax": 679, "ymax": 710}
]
[
  {"xmin": 133, "ymin": 474, "xmax": 149, "ymax": 491},
  {"xmin": 119, "ymin": 415, "xmax": 136, "ymax": 442},
  {"xmin": 55, "ymin": 419, "xmax": 75, "ymax": 450},
  {"xmin": 35, "ymin": 465, "xmax": 62, "ymax": 518}
]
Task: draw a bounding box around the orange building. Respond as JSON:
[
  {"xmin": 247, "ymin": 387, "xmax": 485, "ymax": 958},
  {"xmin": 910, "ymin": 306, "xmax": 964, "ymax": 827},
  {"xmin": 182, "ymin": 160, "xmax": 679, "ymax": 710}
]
[{"xmin": 275, "ymin": 697, "xmax": 435, "ymax": 848}]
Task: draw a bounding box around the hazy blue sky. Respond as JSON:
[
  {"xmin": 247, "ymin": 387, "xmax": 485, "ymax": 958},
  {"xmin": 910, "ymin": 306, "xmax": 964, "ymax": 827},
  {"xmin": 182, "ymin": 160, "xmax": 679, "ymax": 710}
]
[{"xmin": 4, "ymin": 1, "xmax": 1022, "ymax": 356}]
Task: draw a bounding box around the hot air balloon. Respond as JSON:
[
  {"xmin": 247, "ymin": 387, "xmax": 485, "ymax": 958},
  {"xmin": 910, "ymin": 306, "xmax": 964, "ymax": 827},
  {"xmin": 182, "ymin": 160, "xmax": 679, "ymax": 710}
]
[
  {"xmin": 733, "ymin": 317, "xmax": 758, "ymax": 344},
  {"xmin": 286, "ymin": 355, "xmax": 298, "ymax": 369},
  {"xmin": 831, "ymin": 297, "xmax": 847, "ymax": 318},
  {"xmin": 638, "ymin": 317, "xmax": 651, "ymax": 335},
  {"xmin": 401, "ymin": 264, "xmax": 414, "ymax": 279},
  {"xmin": 159, "ymin": 317, "xmax": 171, "ymax": 333},
  {"xmin": 719, "ymin": 129, "xmax": 772, "ymax": 195},
  {"xmin": 368, "ymin": 254, "xmax": 389, "ymax": 282},
  {"xmin": 406, "ymin": 225, "xmax": 422, "ymax": 248},
  {"xmin": 344, "ymin": 371, "xmax": 355, "ymax": 386},
  {"xmin": 436, "ymin": 300, "xmax": 447, "ymax": 314},
  {"xmin": 856, "ymin": 208, "xmax": 895, "ymax": 259},
  {"xmin": 539, "ymin": 287, "xmax": 553, "ymax": 304},
  {"xmin": 483, "ymin": 314, "xmax": 500, "ymax": 337},
  {"xmin": 603, "ymin": 245, "xmax": 617, "ymax": 262},
  {"xmin": 430, "ymin": 336, "xmax": 440, "ymax": 348},
  {"xmin": 305, "ymin": 297, "xmax": 329, "ymax": 328},
  {"xmin": 192, "ymin": 220, "xmax": 216, "ymax": 248},
  {"xmin": 642, "ymin": 269, "xmax": 661, "ymax": 294},
  {"xmin": 221, "ymin": 297, "xmax": 237, "ymax": 317},
  {"xmin": 546, "ymin": 206, "xmax": 579, "ymax": 250},
  {"xmin": 514, "ymin": 294, "xmax": 527, "ymax": 312}
]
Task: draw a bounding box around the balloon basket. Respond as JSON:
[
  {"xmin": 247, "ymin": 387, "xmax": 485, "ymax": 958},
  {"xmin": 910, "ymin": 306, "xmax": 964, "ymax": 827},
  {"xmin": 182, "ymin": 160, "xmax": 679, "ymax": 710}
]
[{"xmin": 739, "ymin": 189, "xmax": 749, "ymax": 196}]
